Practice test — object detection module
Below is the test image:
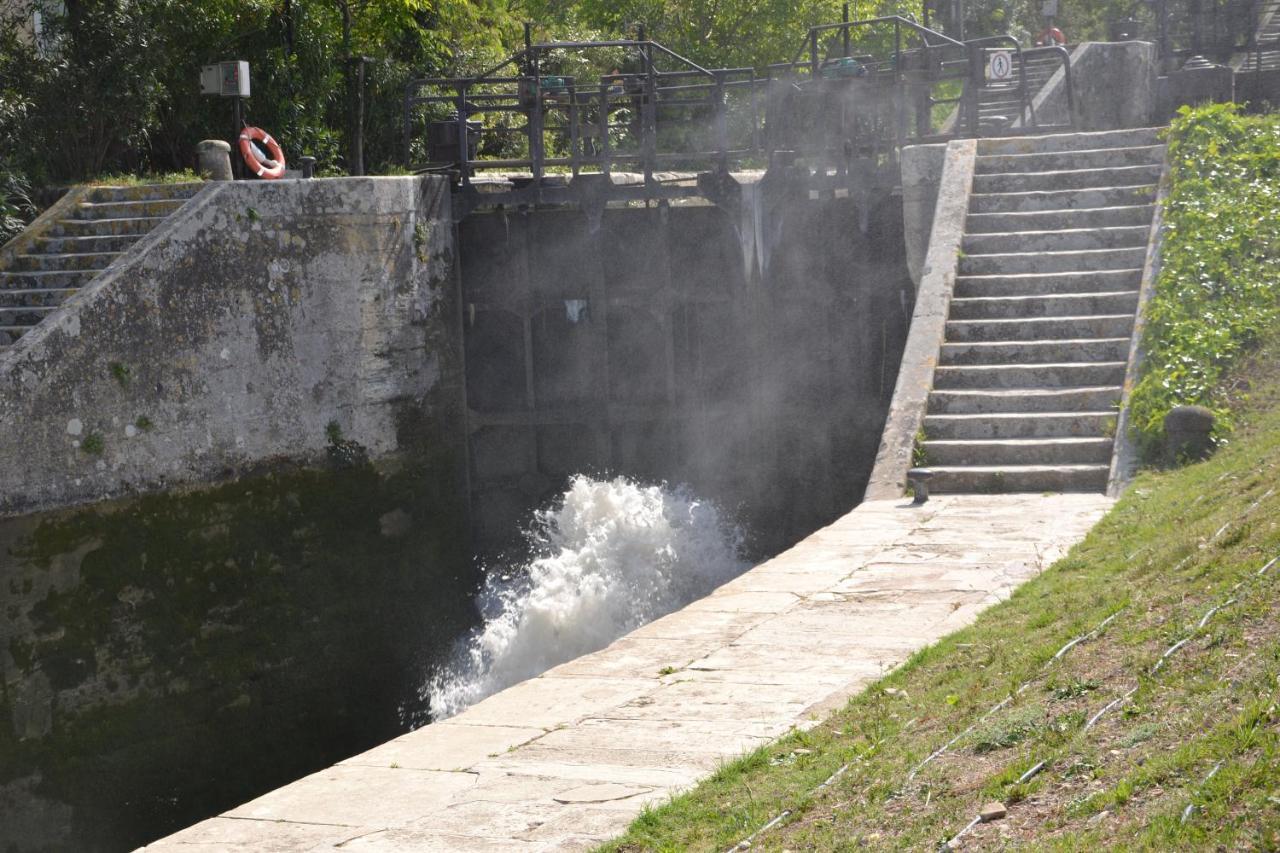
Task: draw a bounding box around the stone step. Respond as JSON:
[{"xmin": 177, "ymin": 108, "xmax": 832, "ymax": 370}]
[
  {"xmin": 933, "ymin": 361, "xmax": 1129, "ymax": 389},
  {"xmin": 0, "ymin": 270, "xmax": 98, "ymax": 290},
  {"xmin": 927, "ymin": 464, "xmax": 1110, "ymax": 493},
  {"xmin": 71, "ymin": 198, "xmax": 186, "ymax": 220},
  {"xmin": 0, "ymin": 306, "xmax": 59, "ymax": 326},
  {"xmin": 0, "ymin": 288, "xmax": 79, "ymax": 308},
  {"xmin": 963, "ymin": 225, "xmax": 1151, "ymax": 255},
  {"xmin": 977, "ymin": 127, "xmax": 1164, "ymax": 156},
  {"xmin": 974, "ymin": 144, "xmax": 1165, "ymax": 174},
  {"xmin": 924, "ymin": 411, "xmax": 1117, "ymax": 440},
  {"xmin": 928, "ymin": 385, "xmax": 1122, "ymax": 414},
  {"xmin": 970, "ymin": 184, "xmax": 1158, "ymax": 214},
  {"xmin": 958, "ymin": 247, "xmax": 1148, "ymax": 275},
  {"xmin": 86, "ymin": 182, "xmax": 203, "ymax": 203},
  {"xmin": 50, "ymin": 216, "xmax": 168, "ymax": 237},
  {"xmin": 35, "ymin": 233, "xmax": 144, "ymax": 254},
  {"xmin": 948, "ymin": 291, "xmax": 1140, "ymax": 320},
  {"xmin": 965, "ymin": 205, "xmax": 1155, "ymax": 234},
  {"xmin": 954, "ymin": 270, "xmax": 1143, "ymax": 298},
  {"xmin": 923, "ymin": 437, "xmax": 1114, "ymax": 466},
  {"xmin": 940, "ymin": 337, "xmax": 1132, "ymax": 365},
  {"xmin": 12, "ymin": 251, "xmax": 122, "ymax": 272},
  {"xmin": 972, "ymin": 164, "xmax": 1163, "ymax": 194},
  {"xmin": 945, "ymin": 314, "xmax": 1135, "ymax": 342}
]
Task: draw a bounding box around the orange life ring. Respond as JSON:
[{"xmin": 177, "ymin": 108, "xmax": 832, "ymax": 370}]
[
  {"xmin": 237, "ymin": 126, "xmax": 287, "ymax": 179},
  {"xmin": 1037, "ymin": 26, "xmax": 1066, "ymax": 46}
]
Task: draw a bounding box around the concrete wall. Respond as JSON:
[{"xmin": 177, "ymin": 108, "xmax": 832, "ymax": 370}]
[
  {"xmin": 459, "ymin": 186, "xmax": 915, "ymax": 555},
  {"xmin": 0, "ymin": 177, "xmax": 461, "ymax": 517},
  {"xmin": 1033, "ymin": 42, "xmax": 1159, "ymax": 132},
  {"xmin": 0, "ymin": 176, "xmax": 474, "ymax": 851}
]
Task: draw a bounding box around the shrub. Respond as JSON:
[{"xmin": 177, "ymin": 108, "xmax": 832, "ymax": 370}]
[{"xmin": 1128, "ymin": 103, "xmax": 1280, "ymax": 460}]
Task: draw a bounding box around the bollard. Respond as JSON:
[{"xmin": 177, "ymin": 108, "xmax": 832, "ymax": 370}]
[
  {"xmin": 907, "ymin": 468, "xmax": 934, "ymax": 505},
  {"xmin": 298, "ymin": 156, "xmax": 317, "ymax": 179},
  {"xmin": 196, "ymin": 139, "xmax": 233, "ymax": 181}
]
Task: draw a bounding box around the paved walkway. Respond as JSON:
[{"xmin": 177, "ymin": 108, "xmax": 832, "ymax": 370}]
[{"xmin": 147, "ymin": 493, "xmax": 1111, "ymax": 851}]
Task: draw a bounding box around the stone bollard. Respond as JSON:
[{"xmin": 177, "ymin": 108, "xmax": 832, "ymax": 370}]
[
  {"xmin": 1164, "ymin": 405, "xmax": 1216, "ymax": 463},
  {"xmin": 197, "ymin": 139, "xmax": 233, "ymax": 181},
  {"xmin": 907, "ymin": 468, "xmax": 934, "ymax": 505}
]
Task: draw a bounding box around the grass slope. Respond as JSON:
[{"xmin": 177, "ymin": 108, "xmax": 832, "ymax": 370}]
[{"xmin": 602, "ymin": 339, "xmax": 1280, "ymax": 851}]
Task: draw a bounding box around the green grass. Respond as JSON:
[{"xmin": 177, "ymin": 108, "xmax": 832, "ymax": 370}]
[
  {"xmin": 86, "ymin": 170, "xmax": 203, "ymax": 186},
  {"xmin": 601, "ymin": 335, "xmax": 1280, "ymax": 851}
]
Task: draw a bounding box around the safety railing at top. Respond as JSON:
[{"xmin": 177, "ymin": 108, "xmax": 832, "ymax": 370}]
[
  {"xmin": 402, "ymin": 29, "xmax": 763, "ymax": 188},
  {"xmin": 1112, "ymin": 0, "xmax": 1279, "ymax": 66},
  {"xmin": 403, "ymin": 16, "xmax": 1079, "ymax": 197}
]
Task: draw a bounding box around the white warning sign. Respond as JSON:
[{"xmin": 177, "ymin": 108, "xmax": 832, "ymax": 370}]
[{"xmin": 987, "ymin": 50, "xmax": 1013, "ymax": 81}]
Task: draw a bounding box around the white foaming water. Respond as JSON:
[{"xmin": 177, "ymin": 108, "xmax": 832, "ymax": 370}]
[{"xmin": 424, "ymin": 475, "xmax": 748, "ymax": 721}]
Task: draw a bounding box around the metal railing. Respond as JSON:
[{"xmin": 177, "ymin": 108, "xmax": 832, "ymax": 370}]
[
  {"xmin": 402, "ymin": 31, "xmax": 761, "ymax": 188},
  {"xmin": 402, "ymin": 18, "xmax": 1077, "ymax": 216}
]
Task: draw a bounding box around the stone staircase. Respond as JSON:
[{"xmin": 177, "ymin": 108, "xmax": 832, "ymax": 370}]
[
  {"xmin": 921, "ymin": 127, "xmax": 1164, "ymax": 493},
  {"xmin": 974, "ymin": 48, "xmax": 1067, "ymax": 133},
  {"xmin": 0, "ymin": 183, "xmax": 202, "ymax": 355}
]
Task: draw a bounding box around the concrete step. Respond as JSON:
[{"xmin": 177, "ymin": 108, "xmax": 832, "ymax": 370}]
[
  {"xmin": 940, "ymin": 337, "xmax": 1132, "ymax": 365},
  {"xmin": 970, "ymin": 184, "xmax": 1158, "ymax": 213},
  {"xmin": 923, "ymin": 437, "xmax": 1114, "ymax": 466},
  {"xmin": 948, "ymin": 291, "xmax": 1140, "ymax": 320},
  {"xmin": 0, "ymin": 270, "xmax": 98, "ymax": 290},
  {"xmin": 0, "ymin": 288, "xmax": 79, "ymax": 308},
  {"xmin": 927, "ymin": 464, "xmax": 1110, "ymax": 493},
  {"xmin": 12, "ymin": 252, "xmax": 121, "ymax": 272},
  {"xmin": 972, "ymin": 164, "xmax": 1163, "ymax": 194},
  {"xmin": 977, "ymin": 127, "xmax": 1164, "ymax": 156},
  {"xmin": 963, "ymin": 225, "xmax": 1151, "ymax": 255},
  {"xmin": 945, "ymin": 314, "xmax": 1135, "ymax": 342},
  {"xmin": 974, "ymin": 145, "xmax": 1165, "ymax": 174},
  {"xmin": 924, "ymin": 411, "xmax": 1117, "ymax": 440},
  {"xmin": 928, "ymin": 385, "xmax": 1122, "ymax": 414},
  {"xmin": 965, "ymin": 205, "xmax": 1155, "ymax": 234},
  {"xmin": 35, "ymin": 234, "xmax": 144, "ymax": 254},
  {"xmin": 958, "ymin": 247, "xmax": 1148, "ymax": 275},
  {"xmin": 933, "ymin": 361, "xmax": 1128, "ymax": 389},
  {"xmin": 50, "ymin": 216, "xmax": 168, "ymax": 237},
  {"xmin": 954, "ymin": 270, "xmax": 1143, "ymax": 298},
  {"xmin": 71, "ymin": 199, "xmax": 186, "ymax": 220},
  {"xmin": 86, "ymin": 182, "xmax": 202, "ymax": 203}
]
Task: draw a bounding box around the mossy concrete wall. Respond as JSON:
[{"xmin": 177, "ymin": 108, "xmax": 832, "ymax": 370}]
[
  {"xmin": 0, "ymin": 176, "xmax": 460, "ymax": 516},
  {"xmin": 0, "ymin": 459, "xmax": 473, "ymax": 852},
  {"xmin": 0, "ymin": 176, "xmax": 472, "ymax": 850}
]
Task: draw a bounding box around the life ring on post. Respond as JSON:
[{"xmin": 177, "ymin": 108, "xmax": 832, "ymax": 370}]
[
  {"xmin": 1036, "ymin": 26, "xmax": 1066, "ymax": 46},
  {"xmin": 237, "ymin": 126, "xmax": 287, "ymax": 179}
]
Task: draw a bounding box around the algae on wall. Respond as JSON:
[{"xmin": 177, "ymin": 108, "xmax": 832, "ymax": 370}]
[{"xmin": 0, "ymin": 451, "xmax": 474, "ymax": 852}]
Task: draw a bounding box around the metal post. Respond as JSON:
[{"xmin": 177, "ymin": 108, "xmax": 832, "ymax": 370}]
[
  {"xmin": 457, "ymin": 85, "xmax": 472, "ymax": 188},
  {"xmin": 843, "ymin": 3, "xmax": 851, "ymax": 57},
  {"xmin": 714, "ymin": 73, "xmax": 729, "ymax": 172},
  {"xmin": 599, "ymin": 83, "xmax": 612, "ymax": 177},
  {"xmin": 402, "ymin": 84, "xmax": 412, "ymax": 168},
  {"xmin": 642, "ymin": 40, "xmax": 657, "ymax": 187},
  {"xmin": 232, "ymin": 95, "xmax": 243, "ymax": 180}
]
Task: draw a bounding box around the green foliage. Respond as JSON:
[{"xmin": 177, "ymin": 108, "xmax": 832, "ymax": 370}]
[
  {"xmin": 81, "ymin": 433, "xmax": 105, "ymax": 455},
  {"xmin": 0, "ymin": 0, "xmax": 521, "ymax": 182},
  {"xmin": 1128, "ymin": 104, "xmax": 1280, "ymax": 460}
]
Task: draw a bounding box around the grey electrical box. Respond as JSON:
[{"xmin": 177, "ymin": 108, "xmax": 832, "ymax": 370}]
[{"xmin": 200, "ymin": 61, "xmax": 250, "ymax": 97}]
